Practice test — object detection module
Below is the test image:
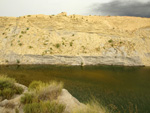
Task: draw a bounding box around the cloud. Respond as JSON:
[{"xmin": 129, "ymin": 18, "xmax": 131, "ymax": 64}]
[{"xmin": 91, "ymin": 0, "xmax": 150, "ymax": 17}]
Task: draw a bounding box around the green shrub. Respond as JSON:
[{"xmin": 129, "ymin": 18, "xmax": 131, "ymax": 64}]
[
  {"xmin": 23, "ymin": 101, "xmax": 65, "ymax": 113},
  {"xmin": 55, "ymin": 43, "xmax": 60, "ymax": 48},
  {"xmin": 26, "ymin": 28, "xmax": 29, "ymax": 30},
  {"xmin": 21, "ymin": 31, "xmax": 26, "ymax": 34},
  {"xmin": 37, "ymin": 82, "xmax": 63, "ymax": 101},
  {"xmin": 19, "ymin": 35, "xmax": 22, "ymax": 38},
  {"xmin": 0, "ymin": 75, "xmax": 23, "ymax": 100},
  {"xmin": 22, "ymin": 81, "xmax": 65, "ymax": 113},
  {"xmin": 2, "ymin": 88, "xmax": 15, "ymax": 99},
  {"xmin": 70, "ymin": 42, "xmax": 73, "ymax": 46},
  {"xmin": 18, "ymin": 43, "xmax": 23, "ymax": 46},
  {"xmin": 29, "ymin": 81, "xmax": 43, "ymax": 91},
  {"xmin": 15, "ymin": 86, "xmax": 24, "ymax": 94},
  {"xmin": 17, "ymin": 60, "xmax": 20, "ymax": 64},
  {"xmin": 28, "ymin": 81, "xmax": 63, "ymax": 101},
  {"xmin": 108, "ymin": 39, "xmax": 113, "ymax": 43},
  {"xmin": 15, "ymin": 108, "xmax": 19, "ymax": 113},
  {"xmin": 0, "ymin": 76, "xmax": 15, "ymax": 90},
  {"xmin": 28, "ymin": 46, "xmax": 33, "ymax": 49},
  {"xmin": 21, "ymin": 93, "xmax": 35, "ymax": 104}
]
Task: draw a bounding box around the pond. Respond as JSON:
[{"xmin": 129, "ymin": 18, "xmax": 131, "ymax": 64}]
[{"xmin": 0, "ymin": 65, "xmax": 150, "ymax": 113}]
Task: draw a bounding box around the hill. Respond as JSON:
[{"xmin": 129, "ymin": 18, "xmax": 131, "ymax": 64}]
[{"xmin": 0, "ymin": 12, "xmax": 150, "ymax": 66}]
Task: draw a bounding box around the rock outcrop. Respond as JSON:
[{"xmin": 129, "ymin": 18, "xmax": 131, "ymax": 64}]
[{"xmin": 0, "ymin": 12, "xmax": 150, "ymax": 66}]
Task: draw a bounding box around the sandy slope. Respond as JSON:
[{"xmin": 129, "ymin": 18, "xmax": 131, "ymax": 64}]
[{"xmin": 0, "ymin": 12, "xmax": 150, "ymax": 66}]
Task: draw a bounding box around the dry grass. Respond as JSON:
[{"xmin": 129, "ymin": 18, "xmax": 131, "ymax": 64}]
[
  {"xmin": 21, "ymin": 80, "xmax": 65, "ymax": 113},
  {"xmin": 23, "ymin": 101, "xmax": 65, "ymax": 113},
  {"xmin": 72, "ymin": 100, "xmax": 109, "ymax": 113}
]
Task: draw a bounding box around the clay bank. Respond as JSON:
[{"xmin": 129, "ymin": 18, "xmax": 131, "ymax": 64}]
[{"xmin": 0, "ymin": 12, "xmax": 150, "ymax": 66}]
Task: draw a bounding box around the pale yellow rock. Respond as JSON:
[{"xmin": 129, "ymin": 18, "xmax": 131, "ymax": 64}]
[{"xmin": 0, "ymin": 13, "xmax": 150, "ymax": 66}]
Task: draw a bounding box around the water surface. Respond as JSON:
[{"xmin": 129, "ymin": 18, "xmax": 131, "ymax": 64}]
[{"xmin": 0, "ymin": 65, "xmax": 150, "ymax": 113}]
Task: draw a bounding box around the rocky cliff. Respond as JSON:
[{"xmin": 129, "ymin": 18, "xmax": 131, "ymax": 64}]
[{"xmin": 0, "ymin": 12, "xmax": 150, "ymax": 66}]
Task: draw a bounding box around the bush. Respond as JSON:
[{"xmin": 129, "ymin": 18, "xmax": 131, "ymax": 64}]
[
  {"xmin": 0, "ymin": 75, "xmax": 23, "ymax": 100},
  {"xmin": 55, "ymin": 43, "xmax": 60, "ymax": 48},
  {"xmin": 70, "ymin": 42, "xmax": 73, "ymax": 46},
  {"xmin": 15, "ymin": 86, "xmax": 24, "ymax": 94},
  {"xmin": 0, "ymin": 76, "xmax": 15, "ymax": 90},
  {"xmin": 21, "ymin": 93, "xmax": 35, "ymax": 104},
  {"xmin": 29, "ymin": 81, "xmax": 63, "ymax": 101},
  {"xmin": 29, "ymin": 81, "xmax": 43, "ymax": 91},
  {"xmin": 2, "ymin": 88, "xmax": 15, "ymax": 99},
  {"xmin": 108, "ymin": 39, "xmax": 113, "ymax": 43},
  {"xmin": 37, "ymin": 81, "xmax": 63, "ymax": 101},
  {"xmin": 23, "ymin": 101, "xmax": 65, "ymax": 113},
  {"xmin": 22, "ymin": 81, "xmax": 65, "ymax": 113}
]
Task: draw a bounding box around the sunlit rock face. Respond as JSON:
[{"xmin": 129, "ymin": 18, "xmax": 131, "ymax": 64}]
[{"xmin": 0, "ymin": 13, "xmax": 150, "ymax": 66}]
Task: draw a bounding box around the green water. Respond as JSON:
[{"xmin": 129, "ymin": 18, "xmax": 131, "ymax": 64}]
[{"xmin": 0, "ymin": 65, "xmax": 150, "ymax": 113}]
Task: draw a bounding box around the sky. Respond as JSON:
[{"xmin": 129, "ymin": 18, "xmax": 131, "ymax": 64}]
[{"xmin": 0, "ymin": 0, "xmax": 150, "ymax": 17}]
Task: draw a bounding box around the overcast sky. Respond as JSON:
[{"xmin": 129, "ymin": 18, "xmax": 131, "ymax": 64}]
[{"xmin": 0, "ymin": 0, "xmax": 150, "ymax": 17}]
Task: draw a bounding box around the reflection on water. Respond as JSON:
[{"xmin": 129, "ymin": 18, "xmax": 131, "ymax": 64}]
[{"xmin": 0, "ymin": 65, "xmax": 150, "ymax": 113}]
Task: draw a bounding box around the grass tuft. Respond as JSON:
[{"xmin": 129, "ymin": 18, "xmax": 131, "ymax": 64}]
[
  {"xmin": 72, "ymin": 99, "xmax": 109, "ymax": 113},
  {"xmin": 23, "ymin": 101, "xmax": 65, "ymax": 113},
  {"xmin": 21, "ymin": 93, "xmax": 35, "ymax": 104},
  {"xmin": 22, "ymin": 80, "xmax": 65, "ymax": 113}
]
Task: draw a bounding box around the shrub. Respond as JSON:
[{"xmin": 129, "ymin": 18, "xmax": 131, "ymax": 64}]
[
  {"xmin": 19, "ymin": 35, "xmax": 22, "ymax": 38},
  {"xmin": 0, "ymin": 76, "xmax": 16, "ymax": 90},
  {"xmin": 37, "ymin": 82, "xmax": 63, "ymax": 101},
  {"xmin": 29, "ymin": 46, "xmax": 33, "ymax": 49},
  {"xmin": 70, "ymin": 42, "xmax": 73, "ymax": 46},
  {"xmin": 29, "ymin": 81, "xmax": 63, "ymax": 101},
  {"xmin": 0, "ymin": 75, "xmax": 23, "ymax": 100},
  {"xmin": 2, "ymin": 88, "xmax": 15, "ymax": 99},
  {"xmin": 15, "ymin": 86, "xmax": 24, "ymax": 94},
  {"xmin": 28, "ymin": 46, "xmax": 33, "ymax": 49},
  {"xmin": 22, "ymin": 81, "xmax": 65, "ymax": 113},
  {"xmin": 23, "ymin": 101, "xmax": 65, "ymax": 113},
  {"xmin": 19, "ymin": 43, "xmax": 23, "ymax": 46},
  {"xmin": 108, "ymin": 39, "xmax": 113, "ymax": 43},
  {"xmin": 29, "ymin": 81, "xmax": 43, "ymax": 91},
  {"xmin": 15, "ymin": 108, "xmax": 19, "ymax": 113},
  {"xmin": 26, "ymin": 28, "xmax": 29, "ymax": 30},
  {"xmin": 21, "ymin": 31, "xmax": 26, "ymax": 34},
  {"xmin": 21, "ymin": 93, "xmax": 35, "ymax": 104},
  {"xmin": 17, "ymin": 60, "xmax": 20, "ymax": 64},
  {"xmin": 55, "ymin": 43, "xmax": 60, "ymax": 48}
]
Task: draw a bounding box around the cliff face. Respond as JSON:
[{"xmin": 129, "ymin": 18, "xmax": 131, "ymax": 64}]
[{"xmin": 0, "ymin": 12, "xmax": 150, "ymax": 66}]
